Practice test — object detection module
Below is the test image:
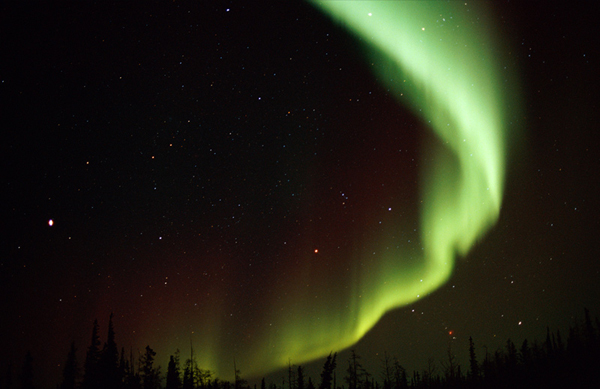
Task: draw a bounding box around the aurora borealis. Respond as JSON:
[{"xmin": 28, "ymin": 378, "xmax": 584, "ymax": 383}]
[
  {"xmin": 2, "ymin": 1, "xmax": 599, "ymax": 386},
  {"xmin": 251, "ymin": 0, "xmax": 516, "ymax": 373}
]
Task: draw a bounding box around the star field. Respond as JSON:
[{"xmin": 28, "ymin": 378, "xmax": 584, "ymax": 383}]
[{"xmin": 1, "ymin": 1, "xmax": 599, "ymax": 386}]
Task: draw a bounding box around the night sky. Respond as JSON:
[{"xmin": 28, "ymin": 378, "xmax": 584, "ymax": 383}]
[{"xmin": 2, "ymin": 1, "xmax": 599, "ymax": 386}]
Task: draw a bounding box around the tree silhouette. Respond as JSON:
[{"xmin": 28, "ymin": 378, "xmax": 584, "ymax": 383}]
[
  {"xmin": 380, "ymin": 352, "xmax": 392, "ymax": 389},
  {"xmin": 233, "ymin": 360, "xmax": 247, "ymax": 389},
  {"xmin": 24, "ymin": 307, "xmax": 599, "ymax": 389},
  {"xmin": 505, "ymin": 338, "xmax": 518, "ymax": 375},
  {"xmin": 119, "ymin": 347, "xmax": 129, "ymax": 387},
  {"xmin": 392, "ymin": 357, "xmax": 407, "ymax": 389},
  {"xmin": 183, "ymin": 342, "xmax": 213, "ymax": 389},
  {"xmin": 123, "ymin": 347, "xmax": 142, "ymax": 389},
  {"xmin": 440, "ymin": 343, "xmax": 458, "ymax": 385},
  {"xmin": 82, "ymin": 319, "xmax": 101, "ymax": 389},
  {"xmin": 297, "ymin": 365, "xmax": 305, "ymax": 389},
  {"xmin": 467, "ymin": 336, "xmax": 479, "ymax": 381},
  {"xmin": 318, "ymin": 352, "xmax": 336, "ymax": 389},
  {"xmin": 140, "ymin": 346, "xmax": 161, "ymax": 389},
  {"xmin": 288, "ymin": 360, "xmax": 296, "ymax": 389},
  {"xmin": 99, "ymin": 313, "xmax": 120, "ymax": 388},
  {"xmin": 555, "ymin": 329, "xmax": 565, "ymax": 354},
  {"xmin": 59, "ymin": 342, "xmax": 79, "ymax": 389},
  {"xmin": 345, "ymin": 350, "xmax": 365, "ymax": 389},
  {"xmin": 182, "ymin": 360, "xmax": 192, "ymax": 389},
  {"xmin": 518, "ymin": 339, "xmax": 532, "ymax": 368},
  {"xmin": 166, "ymin": 353, "xmax": 182, "ymax": 389},
  {"xmin": 583, "ymin": 308, "xmax": 596, "ymax": 345}
]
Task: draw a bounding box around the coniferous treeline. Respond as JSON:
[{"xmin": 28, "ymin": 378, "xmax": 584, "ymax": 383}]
[{"xmin": 3, "ymin": 309, "xmax": 599, "ymax": 389}]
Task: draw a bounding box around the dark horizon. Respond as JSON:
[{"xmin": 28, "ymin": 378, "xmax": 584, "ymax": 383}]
[{"xmin": 5, "ymin": 308, "xmax": 600, "ymax": 388}]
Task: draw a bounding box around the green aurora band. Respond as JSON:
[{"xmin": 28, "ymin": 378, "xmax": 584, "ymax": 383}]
[
  {"xmin": 174, "ymin": 1, "xmax": 517, "ymax": 379},
  {"xmin": 257, "ymin": 0, "xmax": 513, "ymax": 373}
]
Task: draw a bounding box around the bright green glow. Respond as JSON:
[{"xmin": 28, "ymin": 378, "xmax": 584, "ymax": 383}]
[
  {"xmin": 241, "ymin": 0, "xmax": 513, "ymax": 375},
  {"xmin": 168, "ymin": 1, "xmax": 516, "ymax": 379}
]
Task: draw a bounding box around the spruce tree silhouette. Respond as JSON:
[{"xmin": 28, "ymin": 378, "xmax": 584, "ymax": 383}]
[
  {"xmin": 99, "ymin": 313, "xmax": 120, "ymax": 388},
  {"xmin": 318, "ymin": 352, "xmax": 336, "ymax": 389},
  {"xmin": 140, "ymin": 345, "xmax": 161, "ymax": 389},
  {"xmin": 43, "ymin": 307, "xmax": 600, "ymax": 388},
  {"xmin": 166, "ymin": 354, "xmax": 182, "ymax": 389},
  {"xmin": 380, "ymin": 352, "xmax": 392, "ymax": 389},
  {"xmin": 392, "ymin": 357, "xmax": 407, "ymax": 389},
  {"xmin": 82, "ymin": 319, "xmax": 101, "ymax": 389},
  {"xmin": 468, "ymin": 336, "xmax": 479, "ymax": 381},
  {"xmin": 59, "ymin": 342, "xmax": 78, "ymax": 389},
  {"xmin": 345, "ymin": 350, "xmax": 365, "ymax": 389},
  {"xmin": 297, "ymin": 365, "xmax": 305, "ymax": 389}
]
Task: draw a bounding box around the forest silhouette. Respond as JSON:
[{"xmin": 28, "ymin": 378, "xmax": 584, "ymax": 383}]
[{"xmin": 3, "ymin": 309, "xmax": 599, "ymax": 389}]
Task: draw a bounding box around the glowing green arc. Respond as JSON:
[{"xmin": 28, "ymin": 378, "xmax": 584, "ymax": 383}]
[{"xmin": 260, "ymin": 0, "xmax": 511, "ymax": 369}]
